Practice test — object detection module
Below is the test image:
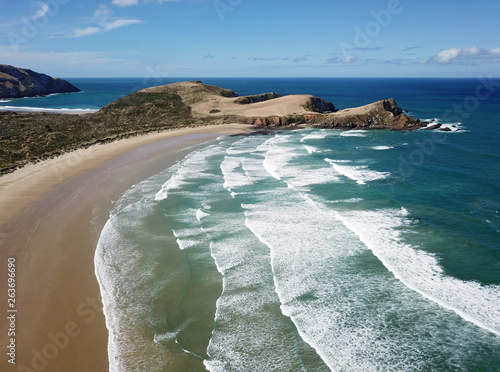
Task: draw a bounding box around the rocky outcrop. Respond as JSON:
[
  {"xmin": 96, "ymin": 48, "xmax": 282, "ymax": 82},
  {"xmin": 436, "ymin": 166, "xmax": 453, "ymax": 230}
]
[
  {"xmin": 235, "ymin": 92, "xmax": 282, "ymax": 104},
  {"xmin": 0, "ymin": 65, "xmax": 80, "ymax": 99},
  {"xmin": 383, "ymin": 99, "xmax": 403, "ymax": 116},
  {"xmin": 311, "ymin": 99, "xmax": 423, "ymax": 130},
  {"xmin": 304, "ymin": 97, "xmax": 336, "ymax": 113},
  {"xmin": 245, "ymin": 98, "xmax": 423, "ymax": 130}
]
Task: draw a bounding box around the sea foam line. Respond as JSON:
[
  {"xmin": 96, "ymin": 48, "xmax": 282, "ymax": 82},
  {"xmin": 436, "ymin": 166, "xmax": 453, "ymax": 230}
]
[
  {"xmin": 324, "ymin": 158, "xmax": 389, "ymax": 185},
  {"xmin": 0, "ymin": 105, "xmax": 97, "ymax": 113},
  {"xmin": 334, "ymin": 209, "xmax": 500, "ymax": 337}
]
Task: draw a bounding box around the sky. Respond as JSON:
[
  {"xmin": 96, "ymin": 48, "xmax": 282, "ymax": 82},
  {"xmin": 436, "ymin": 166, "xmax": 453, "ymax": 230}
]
[{"xmin": 1, "ymin": 0, "xmax": 500, "ymax": 78}]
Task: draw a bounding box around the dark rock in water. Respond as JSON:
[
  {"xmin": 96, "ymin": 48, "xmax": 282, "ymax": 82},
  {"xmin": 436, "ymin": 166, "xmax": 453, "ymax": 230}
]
[
  {"xmin": 424, "ymin": 123, "xmax": 442, "ymax": 130},
  {"xmin": 440, "ymin": 127, "xmax": 452, "ymax": 132},
  {"xmin": 0, "ymin": 64, "xmax": 81, "ymax": 99},
  {"xmin": 231, "ymin": 130, "xmax": 275, "ymax": 137}
]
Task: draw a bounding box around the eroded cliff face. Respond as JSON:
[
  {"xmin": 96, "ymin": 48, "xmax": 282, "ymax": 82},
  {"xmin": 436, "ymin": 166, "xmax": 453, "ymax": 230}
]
[
  {"xmin": 245, "ymin": 98, "xmax": 423, "ymax": 130},
  {"xmin": 0, "ymin": 65, "xmax": 81, "ymax": 99}
]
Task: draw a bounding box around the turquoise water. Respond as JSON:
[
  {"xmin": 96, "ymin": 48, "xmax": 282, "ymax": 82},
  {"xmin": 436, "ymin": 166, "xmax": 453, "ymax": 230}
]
[
  {"xmin": 96, "ymin": 124, "xmax": 500, "ymax": 370},
  {"xmin": 6, "ymin": 77, "xmax": 499, "ymax": 370}
]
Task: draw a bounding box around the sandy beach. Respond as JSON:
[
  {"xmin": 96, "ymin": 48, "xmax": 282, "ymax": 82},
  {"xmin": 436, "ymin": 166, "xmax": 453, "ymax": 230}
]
[{"xmin": 0, "ymin": 124, "xmax": 247, "ymax": 372}]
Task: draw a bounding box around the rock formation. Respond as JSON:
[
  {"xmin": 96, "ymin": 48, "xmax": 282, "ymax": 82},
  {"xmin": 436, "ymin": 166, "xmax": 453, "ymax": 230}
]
[
  {"xmin": 235, "ymin": 93, "xmax": 282, "ymax": 104},
  {"xmin": 0, "ymin": 65, "xmax": 80, "ymax": 99}
]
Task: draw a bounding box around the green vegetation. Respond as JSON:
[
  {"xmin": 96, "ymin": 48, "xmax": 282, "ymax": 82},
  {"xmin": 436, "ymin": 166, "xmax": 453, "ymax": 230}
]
[{"xmin": 0, "ymin": 81, "xmax": 425, "ymax": 175}]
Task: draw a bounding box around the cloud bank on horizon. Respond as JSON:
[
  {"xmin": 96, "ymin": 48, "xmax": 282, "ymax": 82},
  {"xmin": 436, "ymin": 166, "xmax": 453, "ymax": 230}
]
[{"xmin": 0, "ymin": 0, "xmax": 499, "ymax": 77}]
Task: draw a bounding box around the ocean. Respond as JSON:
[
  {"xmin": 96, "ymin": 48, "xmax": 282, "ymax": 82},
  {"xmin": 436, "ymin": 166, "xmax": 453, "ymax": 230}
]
[{"xmin": 4, "ymin": 78, "xmax": 500, "ymax": 371}]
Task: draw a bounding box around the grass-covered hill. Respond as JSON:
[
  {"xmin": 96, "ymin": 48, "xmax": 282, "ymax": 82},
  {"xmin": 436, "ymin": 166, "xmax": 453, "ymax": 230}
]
[{"xmin": 0, "ymin": 81, "xmax": 424, "ymax": 174}]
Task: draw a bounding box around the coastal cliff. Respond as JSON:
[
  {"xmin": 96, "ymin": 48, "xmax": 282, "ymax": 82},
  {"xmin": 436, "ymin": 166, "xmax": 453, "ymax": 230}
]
[
  {"xmin": 1, "ymin": 81, "xmax": 426, "ymax": 174},
  {"xmin": 0, "ymin": 65, "xmax": 80, "ymax": 99}
]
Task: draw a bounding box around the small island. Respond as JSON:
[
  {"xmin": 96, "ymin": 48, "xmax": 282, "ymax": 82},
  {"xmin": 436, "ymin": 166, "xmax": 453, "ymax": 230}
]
[
  {"xmin": 0, "ymin": 64, "xmax": 81, "ymax": 99},
  {"xmin": 0, "ymin": 80, "xmax": 428, "ymax": 174}
]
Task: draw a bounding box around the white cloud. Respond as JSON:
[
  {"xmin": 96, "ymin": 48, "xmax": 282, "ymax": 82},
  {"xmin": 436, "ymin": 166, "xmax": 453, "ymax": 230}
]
[
  {"xmin": 434, "ymin": 48, "xmax": 461, "ymax": 63},
  {"xmin": 432, "ymin": 46, "xmax": 500, "ymax": 64},
  {"xmin": 33, "ymin": 2, "xmax": 49, "ymax": 20},
  {"xmin": 104, "ymin": 19, "xmax": 143, "ymax": 31},
  {"xmin": 74, "ymin": 26, "xmax": 101, "ymax": 37},
  {"xmin": 463, "ymin": 46, "xmax": 481, "ymax": 56},
  {"xmin": 326, "ymin": 55, "xmax": 358, "ymax": 64},
  {"xmin": 489, "ymin": 47, "xmax": 500, "ymax": 55},
  {"xmin": 112, "ymin": 0, "xmax": 139, "ymax": 6},
  {"xmin": 112, "ymin": 0, "xmax": 179, "ymax": 5},
  {"xmin": 343, "ymin": 55, "xmax": 358, "ymax": 63},
  {"xmin": 94, "ymin": 4, "xmax": 112, "ymax": 18},
  {"xmin": 72, "ymin": 19, "xmax": 143, "ymax": 37}
]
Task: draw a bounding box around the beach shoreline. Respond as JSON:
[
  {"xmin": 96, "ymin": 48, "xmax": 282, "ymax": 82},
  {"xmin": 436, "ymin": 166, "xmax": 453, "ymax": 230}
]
[{"xmin": 0, "ymin": 124, "xmax": 247, "ymax": 372}]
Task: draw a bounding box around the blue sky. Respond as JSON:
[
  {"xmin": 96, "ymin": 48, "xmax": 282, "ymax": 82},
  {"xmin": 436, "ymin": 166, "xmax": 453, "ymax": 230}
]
[{"xmin": 1, "ymin": 0, "xmax": 500, "ymax": 78}]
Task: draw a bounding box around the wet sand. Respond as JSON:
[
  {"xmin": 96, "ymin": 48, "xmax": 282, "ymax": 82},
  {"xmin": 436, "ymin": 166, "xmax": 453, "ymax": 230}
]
[{"xmin": 0, "ymin": 124, "xmax": 247, "ymax": 371}]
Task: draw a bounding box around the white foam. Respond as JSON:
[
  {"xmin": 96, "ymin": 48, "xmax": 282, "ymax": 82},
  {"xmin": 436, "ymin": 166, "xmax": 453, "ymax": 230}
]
[
  {"xmin": 325, "ymin": 158, "xmax": 390, "ymax": 185},
  {"xmin": 334, "ymin": 208, "xmax": 500, "ymax": 337},
  {"xmin": 422, "ymin": 117, "xmax": 440, "ymax": 123},
  {"xmin": 196, "ymin": 209, "xmax": 210, "ymax": 222},
  {"xmin": 0, "ymin": 99, "xmax": 12, "ymax": 103},
  {"xmin": 94, "ymin": 221, "xmax": 122, "ymax": 372},
  {"xmin": 324, "ymin": 158, "xmax": 351, "ymax": 163},
  {"xmin": 261, "ymin": 136, "xmax": 298, "ymax": 180},
  {"xmin": 258, "ymin": 136, "xmax": 342, "ymax": 189},
  {"xmin": 422, "ymin": 119, "xmax": 463, "ymax": 132},
  {"xmin": 340, "ymin": 130, "xmax": 368, "ymax": 137},
  {"xmin": 155, "ymin": 144, "xmax": 225, "ymax": 201},
  {"xmin": 300, "ymin": 131, "xmax": 331, "ymax": 143},
  {"xmin": 220, "ymin": 156, "xmax": 254, "ymax": 189},
  {"xmin": 439, "ymin": 123, "xmax": 462, "ymax": 132},
  {"xmin": 0, "ymin": 105, "xmax": 97, "ymax": 113},
  {"xmin": 303, "ymin": 145, "xmax": 318, "ymax": 154},
  {"xmin": 372, "ymin": 146, "xmax": 392, "ymax": 150},
  {"xmin": 328, "ymin": 198, "xmax": 364, "ymax": 204}
]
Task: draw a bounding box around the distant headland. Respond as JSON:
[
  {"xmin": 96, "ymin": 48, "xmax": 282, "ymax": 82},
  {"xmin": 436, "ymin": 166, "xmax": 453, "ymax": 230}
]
[
  {"xmin": 0, "ymin": 65, "xmax": 80, "ymax": 99},
  {"xmin": 1, "ymin": 78, "xmax": 431, "ymax": 174}
]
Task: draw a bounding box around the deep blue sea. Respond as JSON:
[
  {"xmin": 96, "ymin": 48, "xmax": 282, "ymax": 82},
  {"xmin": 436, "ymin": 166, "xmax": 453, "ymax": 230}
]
[{"xmin": 4, "ymin": 78, "xmax": 500, "ymax": 371}]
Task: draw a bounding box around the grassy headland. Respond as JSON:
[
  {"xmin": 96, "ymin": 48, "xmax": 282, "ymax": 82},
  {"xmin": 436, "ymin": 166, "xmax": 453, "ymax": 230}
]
[{"xmin": 0, "ymin": 81, "xmax": 424, "ymax": 174}]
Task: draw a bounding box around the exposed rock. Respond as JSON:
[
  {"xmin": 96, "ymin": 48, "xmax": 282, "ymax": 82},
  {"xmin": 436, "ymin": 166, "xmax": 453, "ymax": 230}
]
[
  {"xmin": 424, "ymin": 123, "xmax": 442, "ymax": 130},
  {"xmin": 304, "ymin": 97, "xmax": 336, "ymax": 113},
  {"xmin": 0, "ymin": 64, "xmax": 80, "ymax": 98},
  {"xmin": 383, "ymin": 99, "xmax": 403, "ymax": 116},
  {"xmin": 310, "ymin": 99, "xmax": 424, "ymax": 131},
  {"xmin": 440, "ymin": 127, "xmax": 452, "ymax": 132},
  {"xmin": 231, "ymin": 130, "xmax": 275, "ymax": 137},
  {"xmin": 235, "ymin": 92, "xmax": 282, "ymax": 104}
]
